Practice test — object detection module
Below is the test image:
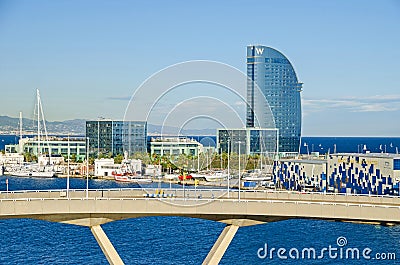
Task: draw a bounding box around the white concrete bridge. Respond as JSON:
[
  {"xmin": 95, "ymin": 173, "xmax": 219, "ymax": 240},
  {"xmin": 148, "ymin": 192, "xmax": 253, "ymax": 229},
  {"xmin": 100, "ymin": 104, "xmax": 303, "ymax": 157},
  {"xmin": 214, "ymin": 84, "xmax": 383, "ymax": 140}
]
[{"xmin": 1, "ymin": 188, "xmax": 400, "ymax": 264}]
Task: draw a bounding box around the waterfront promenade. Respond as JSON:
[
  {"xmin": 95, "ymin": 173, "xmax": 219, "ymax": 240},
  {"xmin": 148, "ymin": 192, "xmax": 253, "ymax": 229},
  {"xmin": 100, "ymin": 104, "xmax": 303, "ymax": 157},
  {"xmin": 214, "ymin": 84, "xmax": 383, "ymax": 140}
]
[{"xmin": 0, "ymin": 188, "xmax": 399, "ymax": 264}]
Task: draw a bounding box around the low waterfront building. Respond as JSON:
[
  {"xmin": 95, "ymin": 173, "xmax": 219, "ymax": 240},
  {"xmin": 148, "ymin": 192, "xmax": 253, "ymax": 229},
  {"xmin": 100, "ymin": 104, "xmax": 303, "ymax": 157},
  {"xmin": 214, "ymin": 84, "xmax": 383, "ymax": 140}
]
[
  {"xmin": 328, "ymin": 153, "xmax": 400, "ymax": 194},
  {"xmin": 274, "ymin": 153, "xmax": 400, "ymax": 195},
  {"xmin": 5, "ymin": 137, "xmax": 86, "ymax": 162},
  {"xmin": 94, "ymin": 158, "xmax": 142, "ymax": 177},
  {"xmin": 94, "ymin": 158, "xmax": 119, "ymax": 177},
  {"xmin": 86, "ymin": 119, "xmax": 147, "ymax": 157},
  {"xmin": 149, "ymin": 137, "xmax": 203, "ymax": 157},
  {"xmin": 217, "ymin": 128, "xmax": 278, "ymax": 155},
  {"xmin": 274, "ymin": 158, "xmax": 328, "ymax": 191}
]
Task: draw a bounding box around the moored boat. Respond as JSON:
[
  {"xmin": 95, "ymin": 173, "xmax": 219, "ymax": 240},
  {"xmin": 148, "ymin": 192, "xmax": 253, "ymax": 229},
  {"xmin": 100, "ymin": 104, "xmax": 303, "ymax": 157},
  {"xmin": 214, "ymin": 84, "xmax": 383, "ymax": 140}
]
[
  {"xmin": 204, "ymin": 171, "xmax": 228, "ymax": 182},
  {"xmin": 242, "ymin": 175, "xmax": 272, "ymax": 181},
  {"xmin": 113, "ymin": 172, "xmax": 152, "ymax": 183},
  {"xmin": 191, "ymin": 171, "xmax": 228, "ymax": 182},
  {"xmin": 5, "ymin": 163, "xmax": 56, "ymax": 178},
  {"xmin": 114, "ymin": 175, "xmax": 135, "ymax": 182},
  {"xmin": 164, "ymin": 174, "xmax": 179, "ymax": 181},
  {"xmin": 10, "ymin": 170, "xmax": 55, "ymax": 178}
]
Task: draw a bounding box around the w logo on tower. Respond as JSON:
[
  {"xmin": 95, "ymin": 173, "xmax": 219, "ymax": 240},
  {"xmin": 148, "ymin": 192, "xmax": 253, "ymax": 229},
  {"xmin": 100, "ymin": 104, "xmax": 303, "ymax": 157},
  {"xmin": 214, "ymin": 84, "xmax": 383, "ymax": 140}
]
[{"xmin": 255, "ymin": 47, "xmax": 264, "ymax": 55}]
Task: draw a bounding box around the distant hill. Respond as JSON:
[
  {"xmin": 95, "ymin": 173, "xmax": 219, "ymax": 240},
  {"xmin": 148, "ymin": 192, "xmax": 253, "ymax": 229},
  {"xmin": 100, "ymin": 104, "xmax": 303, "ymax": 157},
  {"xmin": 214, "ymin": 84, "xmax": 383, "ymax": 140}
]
[
  {"xmin": 0, "ymin": 116, "xmax": 217, "ymax": 136},
  {"xmin": 0, "ymin": 116, "xmax": 86, "ymax": 135}
]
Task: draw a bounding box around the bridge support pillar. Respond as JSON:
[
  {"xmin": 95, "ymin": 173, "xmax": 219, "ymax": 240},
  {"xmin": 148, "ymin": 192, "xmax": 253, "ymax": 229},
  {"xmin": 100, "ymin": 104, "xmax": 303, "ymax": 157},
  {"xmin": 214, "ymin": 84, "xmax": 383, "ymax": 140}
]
[
  {"xmin": 90, "ymin": 225, "xmax": 124, "ymax": 265},
  {"xmin": 202, "ymin": 224, "xmax": 239, "ymax": 265}
]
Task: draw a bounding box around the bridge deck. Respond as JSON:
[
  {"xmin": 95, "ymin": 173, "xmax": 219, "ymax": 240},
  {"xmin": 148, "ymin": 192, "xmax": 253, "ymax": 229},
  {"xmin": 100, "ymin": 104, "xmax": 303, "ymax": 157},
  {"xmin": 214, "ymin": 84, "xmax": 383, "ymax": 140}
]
[
  {"xmin": 2, "ymin": 188, "xmax": 399, "ymax": 264},
  {"xmin": 1, "ymin": 188, "xmax": 400, "ymax": 226}
]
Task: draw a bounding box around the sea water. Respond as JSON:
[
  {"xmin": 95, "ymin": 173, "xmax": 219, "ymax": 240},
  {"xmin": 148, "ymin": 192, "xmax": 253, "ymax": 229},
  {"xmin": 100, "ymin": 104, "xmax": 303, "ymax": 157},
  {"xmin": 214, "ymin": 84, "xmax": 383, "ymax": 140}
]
[
  {"xmin": 0, "ymin": 175, "xmax": 399, "ymax": 264},
  {"xmin": 1, "ymin": 136, "xmax": 400, "ymax": 264}
]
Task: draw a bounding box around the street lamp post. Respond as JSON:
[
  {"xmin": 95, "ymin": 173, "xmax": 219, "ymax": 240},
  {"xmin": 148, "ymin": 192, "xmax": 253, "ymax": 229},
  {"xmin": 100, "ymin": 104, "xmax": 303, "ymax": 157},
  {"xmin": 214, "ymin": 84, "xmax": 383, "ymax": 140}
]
[
  {"xmin": 183, "ymin": 172, "xmax": 186, "ymax": 200},
  {"xmin": 67, "ymin": 134, "xmax": 70, "ymax": 198},
  {"xmin": 227, "ymin": 137, "xmax": 230, "ymax": 198},
  {"xmin": 86, "ymin": 137, "xmax": 89, "ymax": 199},
  {"xmin": 238, "ymin": 140, "xmax": 241, "ymax": 201}
]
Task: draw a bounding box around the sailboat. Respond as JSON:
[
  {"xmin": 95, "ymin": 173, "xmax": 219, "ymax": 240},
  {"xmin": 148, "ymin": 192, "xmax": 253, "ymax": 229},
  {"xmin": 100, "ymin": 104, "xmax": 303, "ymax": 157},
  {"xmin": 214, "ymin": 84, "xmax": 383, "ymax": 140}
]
[
  {"xmin": 243, "ymin": 133, "xmax": 273, "ymax": 183},
  {"xmin": 6, "ymin": 89, "xmax": 56, "ymax": 178}
]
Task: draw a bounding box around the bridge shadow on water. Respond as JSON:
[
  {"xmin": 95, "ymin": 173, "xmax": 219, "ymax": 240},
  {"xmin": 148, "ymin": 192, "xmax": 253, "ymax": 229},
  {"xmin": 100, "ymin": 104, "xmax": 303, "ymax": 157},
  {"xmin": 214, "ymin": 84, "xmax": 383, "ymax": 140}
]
[{"xmin": 0, "ymin": 216, "xmax": 399, "ymax": 264}]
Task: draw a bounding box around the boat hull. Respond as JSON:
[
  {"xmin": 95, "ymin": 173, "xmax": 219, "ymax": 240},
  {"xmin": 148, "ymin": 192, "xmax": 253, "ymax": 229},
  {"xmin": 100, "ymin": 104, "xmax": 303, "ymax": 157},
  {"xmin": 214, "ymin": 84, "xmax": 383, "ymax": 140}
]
[
  {"xmin": 6, "ymin": 171, "xmax": 55, "ymax": 178},
  {"xmin": 114, "ymin": 175, "xmax": 152, "ymax": 183}
]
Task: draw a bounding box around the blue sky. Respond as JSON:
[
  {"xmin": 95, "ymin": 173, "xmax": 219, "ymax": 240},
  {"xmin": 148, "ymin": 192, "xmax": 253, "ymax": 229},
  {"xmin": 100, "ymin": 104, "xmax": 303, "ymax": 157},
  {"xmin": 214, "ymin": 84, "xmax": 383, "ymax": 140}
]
[{"xmin": 0, "ymin": 0, "xmax": 399, "ymax": 136}]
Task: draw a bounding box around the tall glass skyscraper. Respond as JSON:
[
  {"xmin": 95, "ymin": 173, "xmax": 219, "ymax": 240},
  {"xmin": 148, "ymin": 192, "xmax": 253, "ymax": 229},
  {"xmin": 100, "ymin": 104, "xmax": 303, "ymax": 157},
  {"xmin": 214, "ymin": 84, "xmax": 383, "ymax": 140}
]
[{"xmin": 246, "ymin": 45, "xmax": 302, "ymax": 153}]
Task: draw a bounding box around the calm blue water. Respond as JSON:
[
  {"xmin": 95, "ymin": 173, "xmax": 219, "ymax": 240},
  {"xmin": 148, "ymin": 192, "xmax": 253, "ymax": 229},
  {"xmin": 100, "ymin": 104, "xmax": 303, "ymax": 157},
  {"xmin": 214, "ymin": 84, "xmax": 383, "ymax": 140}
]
[
  {"xmin": 0, "ymin": 175, "xmax": 399, "ymax": 264},
  {"xmin": 1, "ymin": 135, "xmax": 400, "ymax": 264},
  {"xmin": 0, "ymin": 134, "xmax": 21, "ymax": 150},
  {"xmin": 173, "ymin": 136, "xmax": 400, "ymax": 153},
  {"xmin": 4, "ymin": 134, "xmax": 400, "ymax": 154},
  {"xmin": 300, "ymin": 137, "xmax": 400, "ymax": 154}
]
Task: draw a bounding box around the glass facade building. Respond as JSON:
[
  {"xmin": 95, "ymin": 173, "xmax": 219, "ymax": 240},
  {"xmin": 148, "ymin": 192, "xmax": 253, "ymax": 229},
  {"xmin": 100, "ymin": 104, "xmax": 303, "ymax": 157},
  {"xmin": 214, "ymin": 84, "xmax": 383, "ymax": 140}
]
[
  {"xmin": 246, "ymin": 45, "xmax": 302, "ymax": 153},
  {"xmin": 217, "ymin": 128, "xmax": 278, "ymax": 155},
  {"xmin": 86, "ymin": 120, "xmax": 147, "ymax": 156}
]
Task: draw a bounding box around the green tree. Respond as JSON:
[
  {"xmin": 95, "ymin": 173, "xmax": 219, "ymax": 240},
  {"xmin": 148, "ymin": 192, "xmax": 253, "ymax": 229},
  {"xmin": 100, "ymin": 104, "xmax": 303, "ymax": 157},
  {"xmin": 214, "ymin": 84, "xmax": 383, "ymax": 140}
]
[
  {"xmin": 132, "ymin": 152, "xmax": 151, "ymax": 164},
  {"xmin": 23, "ymin": 152, "xmax": 32, "ymax": 162},
  {"xmin": 246, "ymin": 154, "xmax": 259, "ymax": 170},
  {"xmin": 114, "ymin": 154, "xmax": 124, "ymax": 164},
  {"xmin": 23, "ymin": 152, "xmax": 37, "ymax": 163}
]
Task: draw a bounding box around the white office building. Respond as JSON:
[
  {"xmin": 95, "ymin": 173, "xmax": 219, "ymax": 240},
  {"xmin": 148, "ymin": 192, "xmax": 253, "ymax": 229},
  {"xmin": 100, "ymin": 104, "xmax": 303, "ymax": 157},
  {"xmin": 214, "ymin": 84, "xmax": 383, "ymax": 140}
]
[{"xmin": 149, "ymin": 137, "xmax": 204, "ymax": 157}]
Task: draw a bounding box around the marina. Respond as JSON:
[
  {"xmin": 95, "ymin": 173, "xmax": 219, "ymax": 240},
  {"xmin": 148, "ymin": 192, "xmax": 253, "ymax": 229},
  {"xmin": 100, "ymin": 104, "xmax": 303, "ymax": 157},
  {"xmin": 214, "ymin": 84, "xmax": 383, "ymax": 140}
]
[{"xmin": 0, "ymin": 1, "xmax": 399, "ymax": 263}]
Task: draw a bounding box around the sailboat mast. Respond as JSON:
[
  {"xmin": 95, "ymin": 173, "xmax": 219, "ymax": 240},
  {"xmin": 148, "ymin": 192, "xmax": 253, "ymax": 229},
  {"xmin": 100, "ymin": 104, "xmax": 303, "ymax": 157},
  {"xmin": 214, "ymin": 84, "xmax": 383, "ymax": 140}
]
[
  {"xmin": 38, "ymin": 91, "xmax": 51, "ymax": 164},
  {"xmin": 260, "ymin": 133, "xmax": 263, "ymax": 172},
  {"xmin": 67, "ymin": 134, "xmax": 70, "ymax": 197},
  {"xmin": 19, "ymin": 111, "xmax": 23, "ymax": 154},
  {"xmin": 197, "ymin": 146, "xmax": 200, "ymax": 173},
  {"xmin": 19, "ymin": 111, "xmax": 23, "ymax": 139},
  {"xmin": 37, "ymin": 89, "xmax": 41, "ymax": 158}
]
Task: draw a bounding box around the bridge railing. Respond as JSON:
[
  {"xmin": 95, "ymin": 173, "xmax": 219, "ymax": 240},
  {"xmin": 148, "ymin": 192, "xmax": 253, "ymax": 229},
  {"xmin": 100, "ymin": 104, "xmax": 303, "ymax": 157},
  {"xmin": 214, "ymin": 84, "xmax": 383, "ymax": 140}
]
[
  {"xmin": 1, "ymin": 187, "xmax": 400, "ymax": 197},
  {"xmin": 0, "ymin": 188, "xmax": 399, "ymax": 206},
  {"xmin": 1, "ymin": 195, "xmax": 400, "ymax": 212}
]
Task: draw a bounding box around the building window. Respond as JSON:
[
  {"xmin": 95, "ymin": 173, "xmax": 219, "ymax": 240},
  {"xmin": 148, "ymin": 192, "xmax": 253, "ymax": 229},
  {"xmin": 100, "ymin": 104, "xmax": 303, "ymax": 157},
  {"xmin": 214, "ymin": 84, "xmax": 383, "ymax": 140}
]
[{"xmin": 394, "ymin": 159, "xmax": 400, "ymax": 170}]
